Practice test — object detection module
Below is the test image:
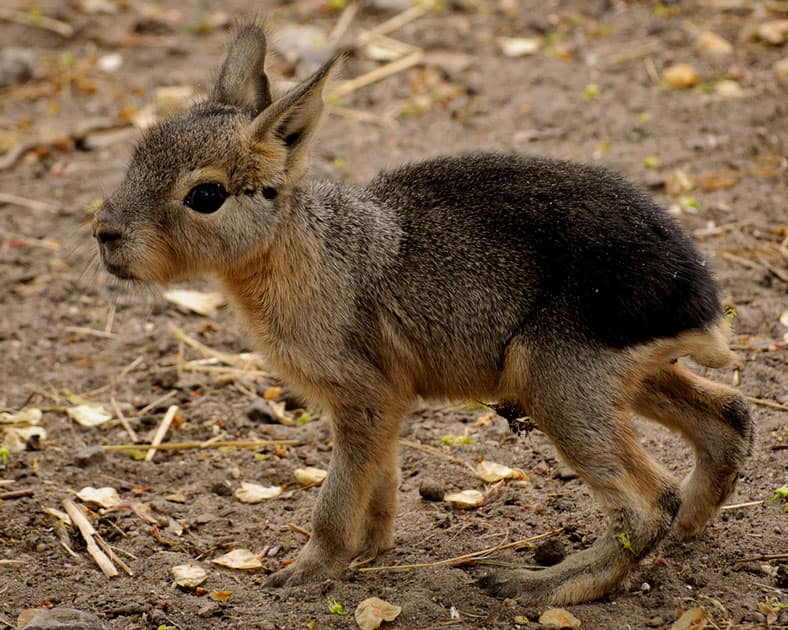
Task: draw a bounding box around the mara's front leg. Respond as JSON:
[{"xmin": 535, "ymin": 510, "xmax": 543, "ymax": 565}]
[{"xmin": 266, "ymin": 404, "xmax": 402, "ymax": 586}]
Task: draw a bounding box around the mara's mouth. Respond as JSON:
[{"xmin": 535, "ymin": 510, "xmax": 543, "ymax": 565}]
[{"xmin": 103, "ymin": 261, "xmax": 138, "ymax": 281}]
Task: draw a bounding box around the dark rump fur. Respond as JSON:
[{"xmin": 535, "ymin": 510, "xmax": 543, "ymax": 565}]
[{"xmin": 368, "ymin": 153, "xmax": 722, "ymax": 349}]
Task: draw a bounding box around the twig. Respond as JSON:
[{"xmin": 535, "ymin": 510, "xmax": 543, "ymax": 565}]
[
  {"xmin": 62, "ymin": 499, "xmax": 118, "ymax": 577},
  {"xmin": 747, "ymin": 396, "xmax": 788, "ymax": 412},
  {"xmin": 0, "ymin": 488, "xmax": 34, "ymax": 500},
  {"xmin": 170, "ymin": 324, "xmax": 264, "ymax": 371},
  {"xmin": 400, "ymin": 438, "xmax": 476, "ymax": 474},
  {"xmin": 0, "ymin": 192, "xmax": 58, "ymax": 212},
  {"xmin": 0, "ymin": 8, "xmax": 74, "ymax": 37},
  {"xmin": 117, "ymin": 355, "xmax": 144, "ymax": 381},
  {"xmin": 331, "ymin": 50, "xmax": 424, "ymax": 99},
  {"xmin": 181, "ymin": 363, "xmax": 268, "ymax": 379},
  {"xmin": 735, "ymin": 552, "xmax": 788, "ymax": 564},
  {"xmin": 358, "ymin": 1, "xmax": 434, "ymax": 45},
  {"xmin": 95, "ymin": 536, "xmax": 134, "ymax": 576},
  {"xmin": 329, "ymin": 0, "xmax": 359, "ymax": 45},
  {"xmin": 145, "ymin": 405, "xmax": 178, "ymax": 462},
  {"xmin": 137, "ymin": 390, "xmax": 177, "ymax": 416},
  {"xmin": 64, "ymin": 326, "xmax": 116, "ymax": 339},
  {"xmin": 0, "ymin": 229, "xmax": 60, "ymax": 250},
  {"xmin": 110, "ymin": 397, "xmax": 138, "ymax": 443},
  {"xmin": 287, "ymin": 523, "xmax": 311, "ymax": 539},
  {"xmin": 358, "ymin": 528, "xmax": 563, "ymax": 573},
  {"xmin": 720, "ymin": 500, "xmax": 763, "ymax": 511},
  {"xmin": 104, "ymin": 304, "xmax": 116, "ymax": 334},
  {"xmin": 101, "ymin": 439, "xmax": 299, "ymax": 452}
]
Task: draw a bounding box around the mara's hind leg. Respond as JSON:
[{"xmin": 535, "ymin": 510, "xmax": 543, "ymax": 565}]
[
  {"xmin": 481, "ymin": 350, "xmax": 680, "ymax": 605},
  {"xmin": 632, "ymin": 362, "xmax": 752, "ymax": 539}
]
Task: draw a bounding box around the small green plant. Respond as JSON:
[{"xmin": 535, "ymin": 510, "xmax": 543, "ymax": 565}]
[
  {"xmin": 643, "ymin": 156, "xmax": 662, "ymax": 169},
  {"xmin": 441, "ymin": 434, "xmax": 475, "ymax": 447},
  {"xmin": 616, "ymin": 531, "xmax": 636, "ymax": 556},
  {"xmin": 583, "ymin": 83, "xmax": 600, "ymax": 101},
  {"xmin": 327, "ymin": 597, "xmax": 349, "ymax": 615},
  {"xmin": 0, "ymin": 445, "xmax": 9, "ymax": 466},
  {"xmin": 767, "ymin": 484, "xmax": 788, "ymax": 511}
]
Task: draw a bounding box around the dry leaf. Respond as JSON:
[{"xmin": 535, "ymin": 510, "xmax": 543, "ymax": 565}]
[
  {"xmin": 42, "ymin": 507, "xmax": 72, "ymax": 526},
  {"xmin": 162, "ymin": 289, "xmax": 225, "ymax": 317},
  {"xmin": 234, "ymin": 482, "xmax": 283, "ymax": 503},
  {"xmin": 293, "ymin": 467, "xmax": 328, "ymax": 487},
  {"xmin": 669, "ymin": 607, "xmax": 708, "ymax": 630},
  {"xmin": 354, "ymin": 597, "xmax": 402, "ymax": 630},
  {"xmin": 539, "ymin": 607, "xmax": 581, "ymax": 629},
  {"xmin": 758, "ymin": 19, "xmax": 788, "ymax": 45},
  {"xmin": 0, "ymin": 408, "xmax": 42, "ymax": 425},
  {"xmin": 665, "ymin": 169, "xmax": 695, "ymax": 196},
  {"xmin": 497, "ymin": 37, "xmax": 541, "ymax": 57},
  {"xmin": 211, "ymin": 548, "xmax": 262, "ymax": 570},
  {"xmin": 209, "ymin": 590, "xmax": 232, "ymax": 603},
  {"xmin": 66, "ymin": 404, "xmax": 112, "ymax": 427},
  {"xmin": 76, "ymin": 486, "xmax": 121, "ymax": 509},
  {"xmin": 779, "ymin": 310, "xmax": 788, "ymax": 327},
  {"xmin": 663, "ymin": 64, "xmax": 700, "ymax": 89},
  {"xmin": 444, "ymin": 489, "xmax": 484, "ymax": 508},
  {"xmin": 695, "ymin": 31, "xmax": 733, "ymax": 57},
  {"xmin": 475, "ymin": 461, "xmax": 528, "ymax": 483},
  {"xmin": 171, "ymin": 563, "xmax": 207, "ymax": 588}
]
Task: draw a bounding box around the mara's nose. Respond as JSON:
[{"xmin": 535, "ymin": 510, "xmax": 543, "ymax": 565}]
[{"xmin": 94, "ymin": 225, "xmax": 122, "ymax": 245}]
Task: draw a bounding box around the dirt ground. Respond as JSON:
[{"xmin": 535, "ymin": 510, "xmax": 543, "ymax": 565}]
[{"xmin": 1, "ymin": 1, "xmax": 786, "ymax": 628}]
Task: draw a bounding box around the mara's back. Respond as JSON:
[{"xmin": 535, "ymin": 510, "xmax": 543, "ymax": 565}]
[{"xmin": 367, "ymin": 153, "xmax": 721, "ymax": 351}]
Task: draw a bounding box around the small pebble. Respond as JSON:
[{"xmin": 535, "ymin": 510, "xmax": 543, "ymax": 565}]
[
  {"xmin": 418, "ymin": 479, "xmax": 445, "ymax": 502},
  {"xmin": 73, "ymin": 445, "xmax": 106, "ymax": 467}
]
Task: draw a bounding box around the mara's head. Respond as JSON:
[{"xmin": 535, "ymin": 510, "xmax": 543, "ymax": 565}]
[{"xmin": 93, "ymin": 24, "xmax": 339, "ymax": 284}]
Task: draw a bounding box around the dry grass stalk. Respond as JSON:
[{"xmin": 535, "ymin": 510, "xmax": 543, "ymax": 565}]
[
  {"xmin": 331, "ymin": 51, "xmax": 424, "ymax": 99},
  {"xmin": 358, "ymin": 528, "xmax": 564, "ymax": 573},
  {"xmin": 747, "ymin": 396, "xmax": 788, "ymax": 412},
  {"xmin": 400, "ymin": 438, "xmax": 476, "ymax": 474},
  {"xmin": 101, "ymin": 439, "xmax": 299, "ymax": 452},
  {"xmin": 144, "ymin": 405, "xmax": 179, "ymax": 462},
  {"xmin": 110, "ymin": 396, "xmax": 138, "ymax": 443},
  {"xmin": 720, "ymin": 500, "xmax": 763, "ymax": 510},
  {"xmin": 0, "ymin": 8, "xmax": 74, "ymax": 37},
  {"xmin": 62, "ymin": 499, "xmax": 118, "ymax": 578}
]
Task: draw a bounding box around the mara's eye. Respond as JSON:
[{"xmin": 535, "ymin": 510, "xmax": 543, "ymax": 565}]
[{"xmin": 184, "ymin": 183, "xmax": 228, "ymax": 214}]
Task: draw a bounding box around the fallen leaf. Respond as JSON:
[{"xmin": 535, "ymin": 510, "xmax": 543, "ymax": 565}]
[
  {"xmin": 171, "ymin": 563, "xmax": 207, "ymax": 587},
  {"xmin": 209, "ymin": 590, "xmax": 232, "ymax": 603},
  {"xmin": 76, "ymin": 486, "xmax": 121, "ymax": 509},
  {"xmin": 0, "ymin": 408, "xmax": 42, "ymax": 425},
  {"xmin": 758, "ymin": 19, "xmax": 788, "ymax": 45},
  {"xmin": 354, "ymin": 597, "xmax": 401, "ymax": 630},
  {"xmin": 42, "ymin": 507, "xmax": 72, "ymax": 525},
  {"xmin": 293, "ymin": 467, "xmax": 327, "ymax": 487},
  {"xmin": 669, "ymin": 607, "xmax": 708, "ymax": 630},
  {"xmin": 665, "ymin": 169, "xmax": 695, "ymax": 196},
  {"xmin": 475, "ymin": 461, "xmax": 528, "ymax": 483},
  {"xmin": 663, "ymin": 64, "xmax": 700, "ymax": 89},
  {"xmin": 66, "ymin": 404, "xmax": 112, "ymax": 427},
  {"xmin": 163, "ymin": 289, "xmax": 225, "ymax": 317},
  {"xmin": 698, "ymin": 170, "xmax": 738, "ymax": 191},
  {"xmin": 211, "ymin": 548, "xmax": 262, "ymax": 570},
  {"xmin": 695, "ymin": 31, "xmax": 733, "ymax": 57},
  {"xmin": 497, "ymin": 37, "xmax": 541, "ymax": 58},
  {"xmin": 780, "ymin": 310, "xmax": 788, "ymax": 328},
  {"xmin": 444, "ymin": 489, "xmax": 484, "ymax": 508},
  {"xmin": 234, "ymin": 482, "xmax": 283, "ymax": 503},
  {"xmin": 539, "ymin": 607, "xmax": 581, "ymax": 629}
]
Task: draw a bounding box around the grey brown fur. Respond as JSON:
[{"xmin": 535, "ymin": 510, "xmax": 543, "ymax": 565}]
[{"xmin": 93, "ymin": 24, "xmax": 752, "ymax": 606}]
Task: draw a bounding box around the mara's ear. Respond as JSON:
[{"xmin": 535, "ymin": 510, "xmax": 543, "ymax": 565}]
[
  {"xmin": 249, "ymin": 54, "xmax": 342, "ymax": 187},
  {"xmin": 210, "ymin": 23, "xmax": 272, "ymax": 113}
]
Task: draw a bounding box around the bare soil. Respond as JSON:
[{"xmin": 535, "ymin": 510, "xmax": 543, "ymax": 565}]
[{"xmin": 1, "ymin": 1, "xmax": 786, "ymax": 629}]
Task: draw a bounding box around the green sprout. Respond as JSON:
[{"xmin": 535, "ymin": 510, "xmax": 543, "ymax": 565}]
[
  {"xmin": 643, "ymin": 156, "xmax": 662, "ymax": 169},
  {"xmin": 767, "ymin": 484, "xmax": 788, "ymax": 511},
  {"xmin": 0, "ymin": 446, "xmax": 9, "ymax": 466},
  {"xmin": 616, "ymin": 531, "xmax": 636, "ymax": 556},
  {"xmin": 441, "ymin": 435, "xmax": 475, "ymax": 447},
  {"xmin": 327, "ymin": 597, "xmax": 349, "ymax": 615},
  {"xmin": 583, "ymin": 84, "xmax": 600, "ymax": 101}
]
